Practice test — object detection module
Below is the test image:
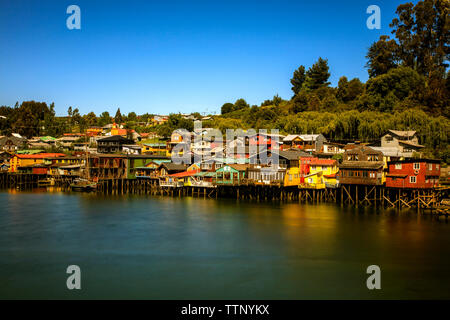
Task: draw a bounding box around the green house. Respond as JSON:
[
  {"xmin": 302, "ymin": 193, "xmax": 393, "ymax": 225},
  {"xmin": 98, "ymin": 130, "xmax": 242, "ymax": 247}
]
[
  {"xmin": 215, "ymin": 164, "xmax": 248, "ymax": 185},
  {"xmin": 126, "ymin": 154, "xmax": 170, "ymax": 179}
]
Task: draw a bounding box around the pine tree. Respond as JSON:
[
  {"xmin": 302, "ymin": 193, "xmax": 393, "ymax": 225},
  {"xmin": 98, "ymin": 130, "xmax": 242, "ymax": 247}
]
[
  {"xmin": 305, "ymin": 57, "xmax": 330, "ymax": 90},
  {"xmin": 290, "ymin": 65, "xmax": 306, "ymax": 96}
]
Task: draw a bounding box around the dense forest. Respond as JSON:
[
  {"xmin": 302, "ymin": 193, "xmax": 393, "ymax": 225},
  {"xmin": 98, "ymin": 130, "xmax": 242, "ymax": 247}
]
[
  {"xmin": 0, "ymin": 0, "xmax": 449, "ymax": 162},
  {"xmin": 212, "ymin": 0, "xmax": 450, "ymax": 161}
]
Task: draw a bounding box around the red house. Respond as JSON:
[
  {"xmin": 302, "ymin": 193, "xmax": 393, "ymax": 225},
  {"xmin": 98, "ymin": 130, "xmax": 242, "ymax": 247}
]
[
  {"xmin": 248, "ymin": 133, "xmax": 282, "ymax": 150},
  {"xmin": 386, "ymin": 159, "xmax": 441, "ymax": 189}
]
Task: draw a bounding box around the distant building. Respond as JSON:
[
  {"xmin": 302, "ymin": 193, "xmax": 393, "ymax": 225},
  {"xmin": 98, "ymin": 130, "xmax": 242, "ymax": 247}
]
[
  {"xmin": 0, "ymin": 136, "xmax": 27, "ymax": 152},
  {"xmin": 86, "ymin": 126, "xmax": 103, "ymax": 136},
  {"xmin": 110, "ymin": 123, "xmax": 128, "ymax": 136},
  {"xmin": 381, "ymin": 130, "xmax": 424, "ymax": 157},
  {"xmin": 320, "ymin": 141, "xmax": 345, "ymax": 155},
  {"xmin": 97, "ymin": 135, "xmax": 134, "ymax": 153},
  {"xmin": 122, "ymin": 144, "xmax": 142, "ymax": 155},
  {"xmin": 282, "ymin": 134, "xmax": 326, "ymax": 152}
]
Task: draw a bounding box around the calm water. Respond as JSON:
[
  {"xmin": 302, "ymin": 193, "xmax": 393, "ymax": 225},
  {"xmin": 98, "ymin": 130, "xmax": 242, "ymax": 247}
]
[{"xmin": 1, "ymin": 189, "xmax": 450, "ymax": 299}]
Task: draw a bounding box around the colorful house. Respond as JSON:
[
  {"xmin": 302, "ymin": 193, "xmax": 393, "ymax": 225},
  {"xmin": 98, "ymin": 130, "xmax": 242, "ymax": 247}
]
[
  {"xmin": 276, "ymin": 150, "xmax": 311, "ymax": 187},
  {"xmin": 142, "ymin": 143, "xmax": 167, "ymax": 155},
  {"xmin": 381, "ymin": 130, "xmax": 424, "ymax": 157},
  {"xmin": 110, "ymin": 123, "xmax": 127, "ymax": 136},
  {"xmin": 166, "ymin": 131, "xmax": 191, "ymax": 157},
  {"xmin": 9, "ymin": 153, "xmax": 66, "ymax": 173},
  {"xmin": 134, "ymin": 160, "xmax": 170, "ymax": 178},
  {"xmin": 215, "ymin": 164, "xmax": 247, "ymax": 185},
  {"xmin": 282, "ymin": 135, "xmax": 304, "ymax": 150},
  {"xmin": 248, "ymin": 133, "xmax": 284, "ymax": 150},
  {"xmin": 166, "ymin": 170, "xmax": 201, "ymax": 187},
  {"xmin": 86, "ymin": 126, "xmax": 103, "ymax": 136},
  {"xmin": 283, "ymin": 134, "xmax": 326, "ymax": 152},
  {"xmin": 157, "ymin": 163, "xmax": 189, "ymax": 187},
  {"xmin": 386, "ymin": 159, "xmax": 441, "ymax": 189},
  {"xmin": 88, "ymin": 154, "xmax": 128, "ymax": 180},
  {"xmin": 157, "ymin": 162, "xmax": 187, "ymax": 177},
  {"xmin": 126, "ymin": 155, "xmax": 170, "ymax": 179},
  {"xmin": 189, "ymin": 171, "xmax": 216, "ymax": 187},
  {"xmin": 339, "ymin": 146, "xmax": 384, "ymax": 186},
  {"xmin": 302, "ymin": 158, "xmax": 338, "ymax": 189},
  {"xmin": 247, "ymin": 166, "xmax": 286, "ymax": 186}
]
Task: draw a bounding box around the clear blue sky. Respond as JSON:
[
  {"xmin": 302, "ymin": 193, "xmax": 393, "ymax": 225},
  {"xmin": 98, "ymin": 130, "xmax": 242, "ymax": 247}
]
[{"xmin": 0, "ymin": 0, "xmax": 406, "ymax": 116}]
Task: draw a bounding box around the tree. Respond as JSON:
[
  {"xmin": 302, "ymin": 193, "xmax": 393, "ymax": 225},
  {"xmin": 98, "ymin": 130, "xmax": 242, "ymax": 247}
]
[
  {"xmin": 360, "ymin": 66, "xmax": 425, "ymax": 112},
  {"xmin": 365, "ymin": 35, "xmax": 399, "ymax": 77},
  {"xmin": 127, "ymin": 111, "xmax": 137, "ymax": 122},
  {"xmin": 390, "ymin": 0, "xmax": 449, "ymax": 78},
  {"xmin": 12, "ymin": 101, "xmax": 55, "ymax": 137},
  {"xmin": 234, "ymin": 98, "xmax": 249, "ymax": 110},
  {"xmin": 337, "ymin": 77, "xmax": 364, "ymax": 102},
  {"xmin": 157, "ymin": 113, "xmax": 194, "ymax": 137},
  {"xmin": 305, "ymin": 57, "xmax": 330, "ymax": 90},
  {"xmin": 221, "ymin": 102, "xmax": 234, "ymax": 114},
  {"xmin": 290, "ymin": 65, "xmax": 306, "ymax": 96},
  {"xmin": 84, "ymin": 112, "xmax": 97, "ymax": 126},
  {"xmin": 98, "ymin": 111, "xmax": 111, "ymax": 126},
  {"xmin": 114, "ymin": 108, "xmax": 123, "ymax": 123}
]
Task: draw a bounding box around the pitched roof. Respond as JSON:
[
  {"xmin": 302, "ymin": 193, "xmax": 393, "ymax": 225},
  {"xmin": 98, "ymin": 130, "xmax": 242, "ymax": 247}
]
[
  {"xmin": 228, "ymin": 164, "xmax": 249, "ymax": 171},
  {"xmin": 339, "ymin": 161, "xmax": 384, "ymax": 169},
  {"xmin": 0, "ymin": 136, "xmax": 26, "ymax": 146},
  {"xmin": 308, "ymin": 158, "xmax": 336, "ymax": 166},
  {"xmin": 398, "ymin": 140, "xmax": 424, "ymax": 148},
  {"xmin": 97, "ymin": 135, "xmax": 134, "ymax": 143},
  {"xmin": 278, "ymin": 149, "xmax": 311, "ymax": 160},
  {"xmin": 370, "ymin": 147, "xmax": 403, "ymax": 157},
  {"xmin": 160, "ymin": 162, "xmax": 187, "ymax": 171},
  {"xmin": 387, "ymin": 130, "xmax": 416, "ymax": 138},
  {"xmin": 15, "ymin": 153, "xmax": 66, "ymax": 159},
  {"xmin": 283, "ymin": 134, "xmax": 300, "ymax": 142},
  {"xmin": 168, "ymin": 170, "xmax": 200, "ymax": 177},
  {"xmin": 299, "ymin": 134, "xmax": 322, "ymax": 141}
]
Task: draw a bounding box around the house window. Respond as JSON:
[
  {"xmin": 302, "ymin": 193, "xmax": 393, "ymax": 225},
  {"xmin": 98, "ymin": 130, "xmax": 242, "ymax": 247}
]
[
  {"xmin": 395, "ymin": 163, "xmax": 402, "ymax": 170},
  {"xmin": 413, "ymin": 163, "xmax": 420, "ymax": 170},
  {"xmin": 368, "ymin": 155, "xmax": 379, "ymax": 161},
  {"xmin": 362, "ymin": 171, "xmax": 368, "ymax": 177},
  {"xmin": 369, "ymin": 172, "xmax": 375, "ymax": 178},
  {"xmin": 385, "ymin": 135, "xmax": 393, "ymax": 141},
  {"xmin": 428, "ymin": 163, "xmax": 433, "ymax": 171},
  {"xmin": 410, "ymin": 176, "xmax": 416, "ymax": 183}
]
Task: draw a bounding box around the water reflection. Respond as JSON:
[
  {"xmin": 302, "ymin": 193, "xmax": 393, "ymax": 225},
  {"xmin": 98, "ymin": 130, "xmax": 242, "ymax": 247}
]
[{"xmin": 0, "ymin": 190, "xmax": 449, "ymax": 299}]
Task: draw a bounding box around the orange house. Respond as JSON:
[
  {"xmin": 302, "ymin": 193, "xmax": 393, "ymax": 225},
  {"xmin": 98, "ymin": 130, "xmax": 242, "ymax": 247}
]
[
  {"xmin": 9, "ymin": 153, "xmax": 66, "ymax": 173},
  {"xmin": 111, "ymin": 123, "xmax": 127, "ymax": 136}
]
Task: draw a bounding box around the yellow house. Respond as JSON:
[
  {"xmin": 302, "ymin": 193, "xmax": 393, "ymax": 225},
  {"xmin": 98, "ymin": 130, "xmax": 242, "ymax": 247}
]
[
  {"xmin": 110, "ymin": 123, "xmax": 127, "ymax": 136},
  {"xmin": 9, "ymin": 153, "xmax": 66, "ymax": 173},
  {"xmin": 284, "ymin": 166, "xmax": 302, "ymax": 186},
  {"xmin": 166, "ymin": 131, "xmax": 190, "ymax": 157},
  {"xmin": 303, "ymin": 158, "xmax": 338, "ymax": 189},
  {"xmin": 142, "ymin": 143, "xmax": 167, "ymax": 155},
  {"xmin": 187, "ymin": 163, "xmax": 201, "ymax": 172},
  {"xmin": 86, "ymin": 127, "xmax": 103, "ymax": 136}
]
